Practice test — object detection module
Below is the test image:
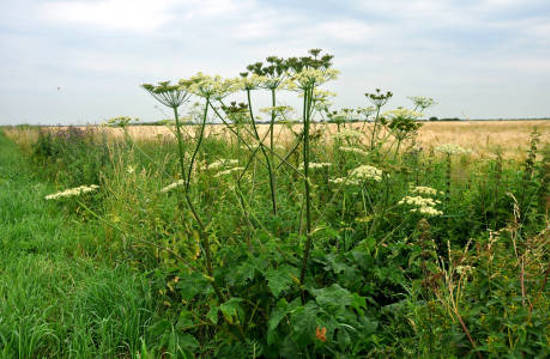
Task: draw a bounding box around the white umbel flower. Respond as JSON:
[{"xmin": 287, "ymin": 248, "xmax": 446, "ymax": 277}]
[
  {"xmin": 207, "ymin": 159, "xmax": 239, "ymax": 170},
  {"xmin": 160, "ymin": 180, "xmax": 184, "ymax": 193},
  {"xmin": 45, "ymin": 185, "xmax": 99, "ymax": 200},
  {"xmin": 338, "ymin": 146, "xmax": 369, "ymax": 156},
  {"xmin": 299, "ymin": 162, "xmax": 332, "ymax": 170},
  {"xmin": 214, "ymin": 167, "xmax": 244, "ymax": 177},
  {"xmin": 435, "ymin": 144, "xmax": 472, "ymax": 155}
]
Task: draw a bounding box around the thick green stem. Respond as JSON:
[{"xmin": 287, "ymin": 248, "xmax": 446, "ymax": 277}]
[
  {"xmin": 173, "ymin": 106, "xmax": 187, "ymax": 184},
  {"xmin": 183, "ymin": 99, "xmax": 224, "ymax": 302},
  {"xmin": 370, "ymin": 106, "xmax": 381, "ymax": 150},
  {"xmin": 270, "ymin": 89, "xmax": 276, "ymax": 154},
  {"xmin": 247, "ymin": 89, "xmax": 278, "ymax": 216},
  {"xmin": 299, "ymin": 86, "xmax": 313, "ymax": 286}
]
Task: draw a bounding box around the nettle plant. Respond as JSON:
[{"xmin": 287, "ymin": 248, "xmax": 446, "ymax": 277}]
[{"xmin": 134, "ymin": 50, "xmax": 448, "ymax": 356}]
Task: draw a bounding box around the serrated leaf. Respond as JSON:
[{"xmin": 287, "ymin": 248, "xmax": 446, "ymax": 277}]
[
  {"xmin": 265, "ymin": 264, "xmax": 298, "ymax": 297},
  {"xmin": 219, "ymin": 297, "xmax": 244, "ymax": 324},
  {"xmin": 206, "ymin": 306, "xmax": 218, "ymax": 324}
]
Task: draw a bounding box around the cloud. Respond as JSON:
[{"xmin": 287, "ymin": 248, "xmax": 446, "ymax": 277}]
[
  {"xmin": 1, "ymin": 0, "xmax": 549, "ymax": 124},
  {"xmin": 41, "ymin": 0, "xmax": 179, "ymax": 32}
]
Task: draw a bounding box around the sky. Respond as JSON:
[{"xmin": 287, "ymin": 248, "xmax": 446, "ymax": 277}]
[{"xmin": 1, "ymin": 0, "xmax": 549, "ymax": 125}]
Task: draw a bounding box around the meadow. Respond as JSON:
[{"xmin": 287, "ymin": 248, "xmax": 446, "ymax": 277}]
[{"xmin": 1, "ymin": 50, "xmax": 549, "ymax": 358}]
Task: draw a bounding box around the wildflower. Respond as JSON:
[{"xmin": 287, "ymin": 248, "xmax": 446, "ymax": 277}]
[
  {"xmin": 259, "ymin": 105, "xmax": 294, "ymax": 115},
  {"xmin": 349, "ymin": 165, "xmax": 383, "ymax": 182},
  {"xmin": 107, "ymin": 116, "xmax": 137, "ymax": 128},
  {"xmin": 330, "ymin": 164, "xmax": 383, "ymax": 185},
  {"xmin": 239, "ymin": 73, "xmax": 268, "ymax": 91},
  {"xmin": 45, "ymin": 185, "xmax": 99, "ymax": 200},
  {"xmin": 383, "ymin": 108, "xmax": 423, "ymax": 120},
  {"xmin": 332, "ymin": 128, "xmax": 363, "ymax": 140},
  {"xmin": 338, "ymin": 146, "xmax": 369, "ymax": 156},
  {"xmin": 398, "ymin": 195, "xmax": 443, "ymax": 217},
  {"xmin": 160, "ymin": 180, "xmax": 184, "ymax": 193},
  {"xmin": 207, "ymin": 159, "xmax": 239, "ymax": 170},
  {"xmin": 299, "ymin": 162, "xmax": 332, "ymax": 170},
  {"xmin": 410, "ymin": 207, "xmax": 444, "ymax": 216},
  {"xmin": 408, "ymin": 96, "xmax": 437, "ymax": 111},
  {"xmin": 285, "ymin": 68, "xmax": 339, "ymax": 90},
  {"xmin": 398, "ymin": 195, "xmax": 441, "ymax": 207},
  {"xmin": 435, "ymin": 144, "xmax": 472, "ymax": 155},
  {"xmin": 329, "ymin": 177, "xmax": 358, "ymax": 185},
  {"xmin": 179, "ymin": 73, "xmax": 239, "ymax": 99},
  {"xmin": 214, "ymin": 167, "xmax": 244, "ymax": 177},
  {"xmin": 315, "ymin": 326, "xmax": 327, "ymax": 342},
  {"xmin": 411, "ymin": 186, "xmax": 440, "ymax": 197},
  {"xmin": 312, "ymin": 88, "xmax": 337, "ymax": 104}
]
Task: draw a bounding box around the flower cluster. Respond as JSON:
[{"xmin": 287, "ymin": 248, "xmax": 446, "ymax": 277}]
[
  {"xmin": 238, "ymin": 73, "xmax": 268, "ymax": 91},
  {"xmin": 398, "ymin": 194, "xmax": 443, "ymax": 216},
  {"xmin": 207, "ymin": 159, "xmax": 239, "ymax": 170},
  {"xmin": 435, "ymin": 144, "xmax": 472, "ymax": 155},
  {"xmin": 408, "ymin": 96, "xmax": 437, "ymax": 111},
  {"xmin": 383, "ymin": 108, "xmax": 423, "ymax": 120},
  {"xmin": 332, "ymin": 128, "xmax": 363, "ymax": 140},
  {"xmin": 160, "ymin": 180, "xmax": 184, "ymax": 193},
  {"xmin": 214, "ymin": 166, "xmax": 245, "ymax": 177},
  {"xmin": 338, "ymin": 146, "xmax": 369, "ymax": 156},
  {"xmin": 45, "ymin": 185, "xmax": 99, "ymax": 200},
  {"xmin": 299, "ymin": 162, "xmax": 332, "ymax": 170},
  {"xmin": 411, "ymin": 186, "xmax": 442, "ymax": 197},
  {"xmin": 179, "ymin": 73, "xmax": 240, "ymax": 99},
  {"xmin": 330, "ymin": 164, "xmax": 383, "ymax": 185},
  {"xmin": 349, "ymin": 165, "xmax": 383, "ymax": 182},
  {"xmin": 286, "ymin": 68, "xmax": 340, "ymax": 90},
  {"xmin": 106, "ymin": 116, "xmax": 137, "ymax": 128}
]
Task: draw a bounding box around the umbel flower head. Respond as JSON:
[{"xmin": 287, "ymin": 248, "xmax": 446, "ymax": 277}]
[
  {"xmin": 338, "ymin": 146, "xmax": 369, "ymax": 156},
  {"xmin": 107, "ymin": 116, "xmax": 137, "ymax": 128},
  {"xmin": 365, "ymin": 88, "xmax": 393, "ymax": 108},
  {"xmin": 398, "ymin": 191, "xmax": 443, "ymax": 216},
  {"xmin": 298, "ymin": 162, "xmax": 332, "ymax": 170},
  {"xmin": 383, "ymin": 108, "xmax": 423, "ymax": 120},
  {"xmin": 238, "ymin": 72, "xmax": 268, "ymax": 91},
  {"xmin": 207, "ymin": 159, "xmax": 239, "ymax": 170},
  {"xmin": 435, "ymin": 144, "xmax": 472, "ymax": 155},
  {"xmin": 411, "ymin": 185, "xmax": 442, "ymax": 197},
  {"xmin": 160, "ymin": 180, "xmax": 184, "ymax": 193},
  {"xmin": 142, "ymin": 81, "xmax": 191, "ymax": 109},
  {"xmin": 45, "ymin": 185, "xmax": 99, "ymax": 200},
  {"xmin": 408, "ymin": 96, "xmax": 437, "ymax": 112},
  {"xmin": 179, "ymin": 73, "xmax": 240, "ymax": 99},
  {"xmin": 330, "ymin": 164, "xmax": 383, "ymax": 185},
  {"xmin": 286, "ymin": 68, "xmax": 339, "ymax": 91}
]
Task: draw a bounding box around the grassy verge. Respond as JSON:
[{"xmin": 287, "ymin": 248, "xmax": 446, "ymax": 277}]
[{"xmin": 0, "ymin": 131, "xmax": 162, "ymax": 359}]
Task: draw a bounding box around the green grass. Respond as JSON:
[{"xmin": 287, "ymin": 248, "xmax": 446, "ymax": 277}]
[
  {"xmin": 1, "ymin": 122, "xmax": 549, "ymax": 358},
  {"xmin": 0, "ymin": 131, "xmax": 164, "ymax": 359}
]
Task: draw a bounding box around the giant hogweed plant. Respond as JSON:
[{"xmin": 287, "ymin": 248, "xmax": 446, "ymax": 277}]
[{"xmin": 84, "ymin": 49, "xmax": 546, "ymax": 357}]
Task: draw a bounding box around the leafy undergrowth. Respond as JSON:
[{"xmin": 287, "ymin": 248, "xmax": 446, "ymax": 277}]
[{"xmin": 5, "ymin": 119, "xmax": 549, "ymax": 358}]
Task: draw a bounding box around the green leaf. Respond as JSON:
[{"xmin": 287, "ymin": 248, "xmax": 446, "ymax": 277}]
[
  {"xmin": 206, "ymin": 305, "xmax": 219, "ymax": 324},
  {"xmin": 219, "ymin": 297, "xmax": 244, "ymax": 324},
  {"xmin": 179, "ymin": 333, "xmax": 200, "ymax": 350},
  {"xmin": 311, "ymin": 284, "xmax": 365, "ymax": 312},
  {"xmin": 265, "ymin": 264, "xmax": 298, "ymax": 298}
]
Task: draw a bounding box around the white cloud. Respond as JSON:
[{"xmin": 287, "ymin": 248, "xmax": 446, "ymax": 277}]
[{"xmin": 41, "ymin": 0, "xmax": 178, "ymax": 32}]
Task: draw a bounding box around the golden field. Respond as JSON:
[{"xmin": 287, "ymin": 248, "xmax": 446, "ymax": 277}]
[{"xmin": 3, "ymin": 120, "xmax": 548, "ymax": 158}]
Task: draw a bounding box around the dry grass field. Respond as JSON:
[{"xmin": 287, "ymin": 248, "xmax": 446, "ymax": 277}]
[{"xmin": 4, "ymin": 120, "xmax": 548, "ymax": 158}]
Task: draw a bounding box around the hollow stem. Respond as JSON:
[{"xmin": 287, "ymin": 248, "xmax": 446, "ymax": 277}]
[{"xmin": 299, "ymin": 86, "xmax": 314, "ymax": 287}]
